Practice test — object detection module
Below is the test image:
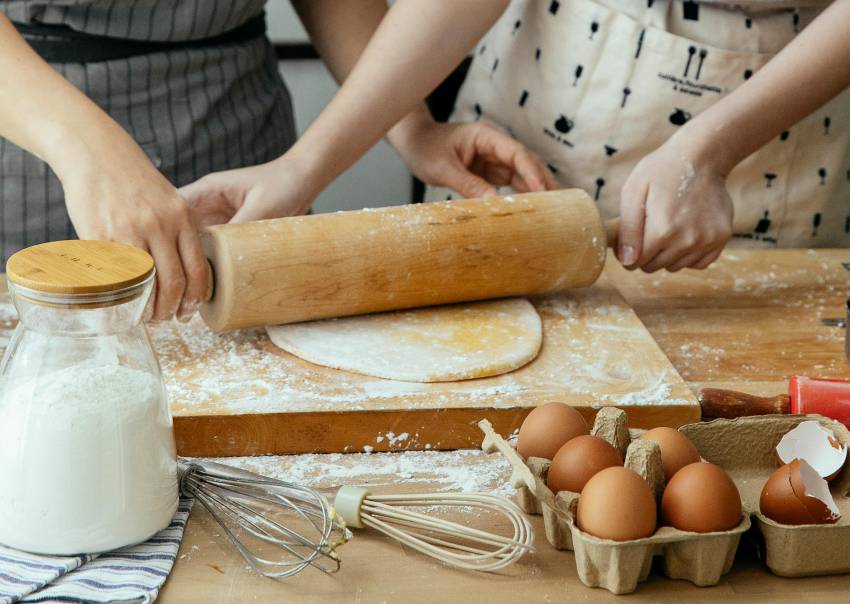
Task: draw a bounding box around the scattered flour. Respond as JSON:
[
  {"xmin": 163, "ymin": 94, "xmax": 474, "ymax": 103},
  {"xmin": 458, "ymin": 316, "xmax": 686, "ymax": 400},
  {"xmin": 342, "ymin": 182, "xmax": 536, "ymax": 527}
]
[
  {"xmin": 149, "ymin": 288, "xmax": 693, "ymax": 416},
  {"xmin": 677, "ymin": 160, "xmax": 696, "ymax": 197},
  {"xmin": 151, "ymin": 314, "xmax": 532, "ymax": 415},
  {"xmin": 599, "ymin": 373, "xmax": 674, "ymax": 406},
  {"xmin": 732, "ymin": 271, "xmax": 791, "ymax": 294},
  {"xmin": 377, "ymin": 431, "xmax": 409, "ymax": 446},
  {"xmin": 208, "ymin": 449, "xmax": 516, "ymax": 499}
]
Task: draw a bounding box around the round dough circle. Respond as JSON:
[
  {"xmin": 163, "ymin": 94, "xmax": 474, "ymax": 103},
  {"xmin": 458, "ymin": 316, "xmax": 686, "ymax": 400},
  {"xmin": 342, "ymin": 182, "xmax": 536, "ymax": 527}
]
[{"xmin": 266, "ymin": 298, "xmax": 542, "ymax": 382}]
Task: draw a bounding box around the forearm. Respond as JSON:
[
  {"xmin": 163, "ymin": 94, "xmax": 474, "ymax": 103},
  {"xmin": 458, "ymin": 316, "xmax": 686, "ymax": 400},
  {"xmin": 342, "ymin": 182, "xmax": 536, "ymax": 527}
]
[
  {"xmin": 291, "ymin": 0, "xmax": 387, "ymax": 83},
  {"xmin": 283, "ymin": 0, "xmax": 508, "ymax": 197},
  {"xmin": 292, "ymin": 0, "xmax": 449, "ymax": 161},
  {"xmin": 0, "ymin": 14, "xmax": 139, "ymax": 178},
  {"xmin": 680, "ymin": 0, "xmax": 850, "ymax": 174}
]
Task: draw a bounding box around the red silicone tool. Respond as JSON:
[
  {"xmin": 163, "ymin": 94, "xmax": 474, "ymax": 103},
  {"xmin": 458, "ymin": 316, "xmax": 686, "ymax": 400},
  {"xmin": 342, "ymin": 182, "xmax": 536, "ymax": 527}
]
[
  {"xmin": 700, "ymin": 376, "xmax": 850, "ymax": 428},
  {"xmin": 790, "ymin": 376, "xmax": 850, "ymax": 428}
]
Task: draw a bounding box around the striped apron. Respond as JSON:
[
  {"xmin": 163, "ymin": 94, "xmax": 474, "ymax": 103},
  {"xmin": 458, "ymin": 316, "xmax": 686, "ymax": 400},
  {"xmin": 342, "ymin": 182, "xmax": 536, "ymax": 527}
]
[{"xmin": 0, "ymin": 0, "xmax": 296, "ymax": 263}]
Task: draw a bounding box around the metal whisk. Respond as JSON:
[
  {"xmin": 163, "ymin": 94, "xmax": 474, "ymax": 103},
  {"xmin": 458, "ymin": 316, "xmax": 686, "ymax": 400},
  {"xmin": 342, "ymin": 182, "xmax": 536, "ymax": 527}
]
[
  {"xmin": 333, "ymin": 487, "xmax": 534, "ymax": 572},
  {"xmin": 177, "ymin": 459, "xmax": 349, "ymax": 579}
]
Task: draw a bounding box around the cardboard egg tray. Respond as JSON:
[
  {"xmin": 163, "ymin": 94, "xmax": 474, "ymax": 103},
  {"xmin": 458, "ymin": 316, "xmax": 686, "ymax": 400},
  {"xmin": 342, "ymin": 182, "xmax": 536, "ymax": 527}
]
[{"xmin": 479, "ymin": 408, "xmax": 850, "ymax": 595}]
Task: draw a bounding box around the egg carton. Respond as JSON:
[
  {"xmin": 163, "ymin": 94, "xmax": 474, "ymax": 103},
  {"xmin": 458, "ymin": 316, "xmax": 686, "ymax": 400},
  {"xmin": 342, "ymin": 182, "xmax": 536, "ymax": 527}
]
[
  {"xmin": 679, "ymin": 413, "xmax": 850, "ymax": 577},
  {"xmin": 479, "ymin": 408, "xmax": 850, "ymax": 594}
]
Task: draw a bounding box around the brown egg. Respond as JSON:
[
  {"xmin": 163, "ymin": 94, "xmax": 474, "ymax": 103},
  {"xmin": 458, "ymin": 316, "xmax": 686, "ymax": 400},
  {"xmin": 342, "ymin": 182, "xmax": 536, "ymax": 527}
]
[
  {"xmin": 641, "ymin": 427, "xmax": 701, "ymax": 481},
  {"xmin": 662, "ymin": 462, "xmax": 741, "ymax": 533},
  {"xmin": 577, "ymin": 467, "xmax": 657, "ymax": 541},
  {"xmin": 547, "ymin": 435, "xmax": 623, "ymax": 494},
  {"xmin": 760, "ymin": 459, "xmax": 840, "ymax": 525},
  {"xmin": 517, "ymin": 402, "xmax": 588, "ymax": 460}
]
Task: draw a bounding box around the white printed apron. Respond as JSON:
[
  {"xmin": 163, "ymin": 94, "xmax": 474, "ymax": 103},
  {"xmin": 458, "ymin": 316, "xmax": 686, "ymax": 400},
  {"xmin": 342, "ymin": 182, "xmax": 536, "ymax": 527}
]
[{"xmin": 429, "ymin": 0, "xmax": 850, "ymax": 247}]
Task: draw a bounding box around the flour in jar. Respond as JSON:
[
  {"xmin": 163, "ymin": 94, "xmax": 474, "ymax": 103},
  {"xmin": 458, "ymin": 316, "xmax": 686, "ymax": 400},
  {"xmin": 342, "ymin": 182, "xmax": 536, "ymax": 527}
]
[{"xmin": 0, "ymin": 364, "xmax": 178, "ymax": 555}]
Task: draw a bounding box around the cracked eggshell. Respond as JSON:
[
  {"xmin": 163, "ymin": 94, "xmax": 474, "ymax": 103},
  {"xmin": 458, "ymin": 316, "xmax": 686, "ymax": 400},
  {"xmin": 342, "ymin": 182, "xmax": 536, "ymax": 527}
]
[
  {"xmin": 776, "ymin": 420, "xmax": 847, "ymax": 481},
  {"xmin": 760, "ymin": 459, "xmax": 840, "ymax": 525},
  {"xmin": 517, "ymin": 402, "xmax": 589, "ymax": 461}
]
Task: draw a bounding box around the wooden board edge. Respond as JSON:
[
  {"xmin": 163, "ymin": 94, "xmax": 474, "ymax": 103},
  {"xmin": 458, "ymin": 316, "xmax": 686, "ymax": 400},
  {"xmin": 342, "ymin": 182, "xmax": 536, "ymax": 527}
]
[{"xmin": 174, "ymin": 403, "xmax": 702, "ymax": 457}]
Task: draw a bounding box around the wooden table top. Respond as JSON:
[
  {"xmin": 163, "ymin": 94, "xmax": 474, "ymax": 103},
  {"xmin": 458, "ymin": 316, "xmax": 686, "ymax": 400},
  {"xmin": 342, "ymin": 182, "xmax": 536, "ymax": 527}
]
[{"xmin": 159, "ymin": 248, "xmax": 850, "ymax": 603}]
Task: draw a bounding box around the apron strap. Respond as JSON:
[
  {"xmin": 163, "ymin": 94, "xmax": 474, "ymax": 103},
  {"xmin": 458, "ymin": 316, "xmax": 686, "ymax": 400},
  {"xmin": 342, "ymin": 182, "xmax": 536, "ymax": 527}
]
[{"xmin": 13, "ymin": 12, "xmax": 267, "ymax": 63}]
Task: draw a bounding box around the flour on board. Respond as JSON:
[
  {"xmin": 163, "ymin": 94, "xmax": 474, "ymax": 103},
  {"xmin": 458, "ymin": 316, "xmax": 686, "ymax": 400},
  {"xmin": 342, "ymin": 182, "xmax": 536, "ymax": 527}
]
[
  {"xmin": 146, "ymin": 288, "xmax": 692, "ymax": 415},
  {"xmin": 0, "ymin": 285, "xmax": 693, "ymax": 419}
]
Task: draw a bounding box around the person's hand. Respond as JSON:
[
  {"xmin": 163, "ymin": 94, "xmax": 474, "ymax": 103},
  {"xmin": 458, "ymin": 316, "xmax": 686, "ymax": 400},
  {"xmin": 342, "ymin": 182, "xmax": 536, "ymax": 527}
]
[
  {"xmin": 59, "ymin": 134, "xmax": 208, "ymax": 322},
  {"xmin": 388, "ymin": 108, "xmax": 558, "ymax": 197},
  {"xmin": 179, "ymin": 158, "xmax": 316, "ymax": 226},
  {"xmin": 617, "ymin": 133, "xmax": 734, "ymax": 273}
]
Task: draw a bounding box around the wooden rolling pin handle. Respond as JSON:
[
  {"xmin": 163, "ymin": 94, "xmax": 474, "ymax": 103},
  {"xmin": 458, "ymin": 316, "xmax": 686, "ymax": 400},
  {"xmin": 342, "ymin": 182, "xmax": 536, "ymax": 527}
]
[
  {"xmin": 604, "ymin": 218, "xmax": 620, "ymax": 250},
  {"xmin": 699, "ymin": 388, "xmax": 791, "ymax": 420}
]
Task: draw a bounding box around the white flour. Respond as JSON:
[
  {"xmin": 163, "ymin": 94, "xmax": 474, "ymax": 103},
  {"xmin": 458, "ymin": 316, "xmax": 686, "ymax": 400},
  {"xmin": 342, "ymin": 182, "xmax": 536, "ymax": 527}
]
[
  {"xmin": 677, "ymin": 159, "xmax": 696, "ymax": 197},
  {"xmin": 211, "ymin": 449, "xmax": 517, "ymax": 499},
  {"xmin": 151, "ymin": 289, "xmax": 693, "ymax": 417},
  {"xmin": 0, "ymin": 364, "xmax": 178, "ymax": 555}
]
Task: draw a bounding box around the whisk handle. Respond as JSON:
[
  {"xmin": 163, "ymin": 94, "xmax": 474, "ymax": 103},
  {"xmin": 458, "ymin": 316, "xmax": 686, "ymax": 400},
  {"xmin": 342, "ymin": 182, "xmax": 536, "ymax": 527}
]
[{"xmin": 334, "ymin": 486, "xmax": 371, "ymax": 529}]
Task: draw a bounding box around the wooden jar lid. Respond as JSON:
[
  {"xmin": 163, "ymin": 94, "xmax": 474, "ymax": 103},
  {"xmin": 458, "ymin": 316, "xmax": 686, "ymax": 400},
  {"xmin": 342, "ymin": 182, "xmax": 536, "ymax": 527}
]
[{"xmin": 6, "ymin": 240, "xmax": 154, "ymax": 295}]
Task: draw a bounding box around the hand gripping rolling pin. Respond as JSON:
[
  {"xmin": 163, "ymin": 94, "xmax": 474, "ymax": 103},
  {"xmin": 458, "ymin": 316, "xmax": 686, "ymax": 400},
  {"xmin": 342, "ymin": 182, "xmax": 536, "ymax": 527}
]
[{"xmin": 199, "ymin": 189, "xmax": 620, "ymax": 332}]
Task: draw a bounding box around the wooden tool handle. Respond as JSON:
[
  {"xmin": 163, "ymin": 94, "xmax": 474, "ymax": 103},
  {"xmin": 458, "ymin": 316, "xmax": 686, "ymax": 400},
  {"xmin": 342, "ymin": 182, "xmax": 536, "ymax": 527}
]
[
  {"xmin": 199, "ymin": 189, "xmax": 607, "ymax": 331},
  {"xmin": 699, "ymin": 388, "xmax": 791, "ymax": 420}
]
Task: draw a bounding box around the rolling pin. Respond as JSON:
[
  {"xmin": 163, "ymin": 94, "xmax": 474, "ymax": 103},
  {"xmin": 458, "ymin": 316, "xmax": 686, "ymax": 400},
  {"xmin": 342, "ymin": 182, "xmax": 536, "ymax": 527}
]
[
  {"xmin": 199, "ymin": 189, "xmax": 619, "ymax": 331},
  {"xmin": 700, "ymin": 376, "xmax": 850, "ymax": 428}
]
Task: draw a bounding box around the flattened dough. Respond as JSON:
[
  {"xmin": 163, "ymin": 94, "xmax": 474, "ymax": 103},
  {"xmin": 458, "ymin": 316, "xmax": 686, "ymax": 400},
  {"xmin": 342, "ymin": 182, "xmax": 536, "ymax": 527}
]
[{"xmin": 266, "ymin": 298, "xmax": 542, "ymax": 382}]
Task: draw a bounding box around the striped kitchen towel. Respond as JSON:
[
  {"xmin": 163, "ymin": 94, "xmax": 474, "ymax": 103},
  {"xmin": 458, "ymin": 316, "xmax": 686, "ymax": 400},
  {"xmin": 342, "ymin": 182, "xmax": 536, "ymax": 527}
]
[{"xmin": 0, "ymin": 498, "xmax": 192, "ymax": 604}]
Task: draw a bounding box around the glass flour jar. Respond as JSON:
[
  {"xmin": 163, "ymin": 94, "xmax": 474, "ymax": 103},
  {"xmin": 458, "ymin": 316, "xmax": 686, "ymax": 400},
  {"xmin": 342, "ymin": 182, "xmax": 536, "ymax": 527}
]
[{"xmin": 0, "ymin": 240, "xmax": 178, "ymax": 555}]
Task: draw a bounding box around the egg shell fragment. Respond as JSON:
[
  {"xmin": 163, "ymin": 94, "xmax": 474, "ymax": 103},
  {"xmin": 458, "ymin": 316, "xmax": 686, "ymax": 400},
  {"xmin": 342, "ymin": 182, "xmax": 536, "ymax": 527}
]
[
  {"xmin": 776, "ymin": 420, "xmax": 847, "ymax": 481},
  {"xmin": 517, "ymin": 402, "xmax": 589, "ymax": 460},
  {"xmin": 760, "ymin": 459, "xmax": 840, "ymax": 525}
]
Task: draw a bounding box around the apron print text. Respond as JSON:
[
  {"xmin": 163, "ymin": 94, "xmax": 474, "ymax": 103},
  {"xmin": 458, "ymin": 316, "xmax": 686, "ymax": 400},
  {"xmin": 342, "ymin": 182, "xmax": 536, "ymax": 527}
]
[
  {"xmin": 543, "ymin": 114, "xmax": 575, "ymax": 148},
  {"xmin": 657, "ymin": 46, "xmax": 724, "ymax": 99}
]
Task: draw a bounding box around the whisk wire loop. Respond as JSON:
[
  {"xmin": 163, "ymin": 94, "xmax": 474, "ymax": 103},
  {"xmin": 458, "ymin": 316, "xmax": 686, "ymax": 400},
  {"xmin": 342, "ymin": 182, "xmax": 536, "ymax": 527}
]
[
  {"xmin": 334, "ymin": 488, "xmax": 534, "ymax": 572},
  {"xmin": 178, "ymin": 460, "xmax": 348, "ymax": 579}
]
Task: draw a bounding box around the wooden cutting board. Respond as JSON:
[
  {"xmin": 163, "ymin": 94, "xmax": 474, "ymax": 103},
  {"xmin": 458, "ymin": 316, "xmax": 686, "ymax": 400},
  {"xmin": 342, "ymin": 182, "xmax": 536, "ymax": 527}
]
[{"xmin": 0, "ymin": 277, "xmax": 698, "ymax": 457}]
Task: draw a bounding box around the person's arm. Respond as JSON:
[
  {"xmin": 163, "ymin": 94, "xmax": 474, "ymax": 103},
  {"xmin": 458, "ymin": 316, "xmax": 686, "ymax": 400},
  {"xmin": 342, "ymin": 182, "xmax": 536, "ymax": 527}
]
[
  {"xmin": 296, "ymin": 0, "xmax": 556, "ymax": 197},
  {"xmin": 293, "ymin": 0, "xmax": 385, "ymax": 80},
  {"xmin": 294, "ymin": 0, "xmax": 531, "ymax": 198},
  {"xmin": 182, "ymin": 0, "xmax": 554, "ymax": 225},
  {"xmin": 618, "ymin": 0, "xmax": 850, "ymax": 272},
  {"xmin": 0, "ymin": 14, "xmax": 207, "ymax": 320}
]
